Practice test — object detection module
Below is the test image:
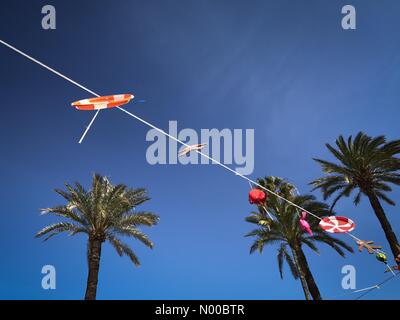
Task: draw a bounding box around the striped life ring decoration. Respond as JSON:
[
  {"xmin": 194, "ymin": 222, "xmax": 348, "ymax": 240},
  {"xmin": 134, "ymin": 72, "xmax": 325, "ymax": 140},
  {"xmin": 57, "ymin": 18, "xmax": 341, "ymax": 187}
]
[
  {"xmin": 71, "ymin": 94, "xmax": 134, "ymax": 110},
  {"xmin": 319, "ymin": 216, "xmax": 356, "ymax": 233}
]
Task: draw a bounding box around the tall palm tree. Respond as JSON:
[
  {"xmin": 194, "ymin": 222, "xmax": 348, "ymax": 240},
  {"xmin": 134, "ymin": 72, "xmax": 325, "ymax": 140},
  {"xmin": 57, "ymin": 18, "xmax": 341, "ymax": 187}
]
[
  {"xmin": 310, "ymin": 132, "xmax": 400, "ymax": 261},
  {"xmin": 245, "ymin": 177, "xmax": 353, "ymax": 300},
  {"xmin": 35, "ymin": 174, "xmax": 159, "ymax": 300}
]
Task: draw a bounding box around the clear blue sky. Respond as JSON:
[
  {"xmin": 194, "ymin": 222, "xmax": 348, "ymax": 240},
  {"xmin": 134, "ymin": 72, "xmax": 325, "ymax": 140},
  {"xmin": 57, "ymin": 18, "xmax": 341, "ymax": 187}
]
[{"xmin": 0, "ymin": 0, "xmax": 399, "ymax": 299}]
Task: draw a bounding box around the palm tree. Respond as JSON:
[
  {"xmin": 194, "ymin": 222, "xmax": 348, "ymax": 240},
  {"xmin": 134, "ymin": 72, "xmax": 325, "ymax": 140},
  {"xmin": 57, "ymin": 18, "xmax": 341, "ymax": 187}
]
[
  {"xmin": 35, "ymin": 174, "xmax": 159, "ymax": 300},
  {"xmin": 310, "ymin": 132, "xmax": 400, "ymax": 261},
  {"xmin": 245, "ymin": 177, "xmax": 353, "ymax": 300}
]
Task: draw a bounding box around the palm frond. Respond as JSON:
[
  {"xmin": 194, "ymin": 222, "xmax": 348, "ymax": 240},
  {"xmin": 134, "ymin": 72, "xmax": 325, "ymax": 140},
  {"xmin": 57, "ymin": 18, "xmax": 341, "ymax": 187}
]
[
  {"xmin": 107, "ymin": 234, "xmax": 141, "ymax": 266},
  {"xmin": 35, "ymin": 222, "xmax": 86, "ymax": 240},
  {"xmin": 301, "ymin": 238, "xmax": 320, "ymax": 255},
  {"xmin": 111, "ymin": 226, "xmax": 154, "ymax": 248},
  {"xmin": 117, "ymin": 212, "xmax": 159, "ymax": 227}
]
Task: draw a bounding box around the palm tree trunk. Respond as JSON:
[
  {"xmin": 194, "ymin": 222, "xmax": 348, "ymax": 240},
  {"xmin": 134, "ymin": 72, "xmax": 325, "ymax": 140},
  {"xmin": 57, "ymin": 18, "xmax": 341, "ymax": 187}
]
[
  {"xmin": 290, "ymin": 247, "xmax": 311, "ymax": 300},
  {"xmin": 85, "ymin": 238, "xmax": 103, "ymax": 300},
  {"xmin": 292, "ymin": 244, "xmax": 322, "ymax": 300},
  {"xmin": 366, "ymin": 191, "xmax": 400, "ymax": 261}
]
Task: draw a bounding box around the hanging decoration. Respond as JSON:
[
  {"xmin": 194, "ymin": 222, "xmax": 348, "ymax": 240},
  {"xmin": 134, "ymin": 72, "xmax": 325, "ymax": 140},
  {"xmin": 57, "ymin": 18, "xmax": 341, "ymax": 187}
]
[
  {"xmin": 178, "ymin": 143, "xmax": 207, "ymax": 157},
  {"xmin": 248, "ymin": 188, "xmax": 267, "ymax": 206},
  {"xmin": 299, "ymin": 211, "xmax": 313, "ymax": 236},
  {"xmin": 374, "ymin": 253, "xmax": 396, "ymax": 275},
  {"xmin": 319, "ymin": 216, "xmax": 355, "ymax": 233},
  {"xmin": 376, "ymin": 252, "xmax": 387, "ymax": 263},
  {"xmin": 71, "ymin": 94, "xmax": 134, "ymax": 110},
  {"xmin": 248, "ymin": 188, "xmax": 274, "ymax": 226},
  {"xmin": 356, "ymin": 239, "xmax": 382, "ymax": 254}
]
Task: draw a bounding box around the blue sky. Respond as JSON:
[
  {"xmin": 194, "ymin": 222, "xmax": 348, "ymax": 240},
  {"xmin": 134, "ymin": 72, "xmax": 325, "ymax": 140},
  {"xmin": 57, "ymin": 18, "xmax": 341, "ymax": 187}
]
[{"xmin": 0, "ymin": 0, "xmax": 399, "ymax": 299}]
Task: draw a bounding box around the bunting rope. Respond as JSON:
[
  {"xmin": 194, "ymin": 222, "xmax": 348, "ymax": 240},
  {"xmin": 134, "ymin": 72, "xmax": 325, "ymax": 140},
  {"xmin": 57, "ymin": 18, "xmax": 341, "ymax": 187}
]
[
  {"xmin": 328, "ymin": 285, "xmax": 380, "ymax": 299},
  {"xmin": 326, "ymin": 271, "xmax": 400, "ymax": 299},
  {"xmin": 0, "ymin": 38, "xmax": 397, "ymax": 280},
  {"xmin": 355, "ymin": 272, "xmax": 400, "ymax": 300}
]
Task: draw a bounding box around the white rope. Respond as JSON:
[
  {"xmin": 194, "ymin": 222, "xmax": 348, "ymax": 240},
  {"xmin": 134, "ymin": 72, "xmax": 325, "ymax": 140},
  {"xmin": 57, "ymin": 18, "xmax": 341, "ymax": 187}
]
[
  {"xmin": 328, "ymin": 285, "xmax": 380, "ymax": 299},
  {"xmin": 353, "ymin": 285, "xmax": 380, "ymax": 293},
  {"xmin": 265, "ymin": 209, "xmax": 274, "ymax": 221},
  {"xmin": 327, "ymin": 271, "xmax": 400, "ymax": 300},
  {"xmin": 0, "ymin": 40, "xmax": 100, "ymax": 97},
  {"xmin": 0, "ymin": 39, "xmax": 101, "ymax": 143},
  {"xmin": 0, "ymin": 39, "xmax": 390, "ymax": 259},
  {"xmin": 78, "ymin": 110, "xmax": 100, "ymax": 144},
  {"xmin": 385, "ymin": 263, "xmax": 396, "ymax": 276},
  {"xmin": 355, "ymin": 272, "xmax": 400, "ymax": 300}
]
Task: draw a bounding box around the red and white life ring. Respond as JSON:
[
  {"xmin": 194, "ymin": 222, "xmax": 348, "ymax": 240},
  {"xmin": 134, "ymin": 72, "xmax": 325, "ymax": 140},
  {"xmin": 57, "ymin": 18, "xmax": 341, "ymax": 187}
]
[
  {"xmin": 71, "ymin": 94, "xmax": 134, "ymax": 110},
  {"xmin": 319, "ymin": 216, "xmax": 356, "ymax": 233}
]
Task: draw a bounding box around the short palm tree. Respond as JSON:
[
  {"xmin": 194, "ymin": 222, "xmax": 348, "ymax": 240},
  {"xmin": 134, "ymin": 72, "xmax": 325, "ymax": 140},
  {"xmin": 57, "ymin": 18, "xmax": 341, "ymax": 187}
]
[
  {"xmin": 245, "ymin": 177, "xmax": 353, "ymax": 300},
  {"xmin": 310, "ymin": 132, "xmax": 400, "ymax": 261},
  {"xmin": 35, "ymin": 174, "xmax": 159, "ymax": 300}
]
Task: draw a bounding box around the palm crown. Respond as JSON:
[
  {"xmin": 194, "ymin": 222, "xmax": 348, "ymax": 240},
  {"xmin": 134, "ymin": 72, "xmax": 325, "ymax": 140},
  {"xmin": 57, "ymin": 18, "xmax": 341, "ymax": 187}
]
[
  {"xmin": 246, "ymin": 177, "xmax": 352, "ymax": 278},
  {"xmin": 36, "ymin": 174, "xmax": 159, "ymax": 266},
  {"xmin": 310, "ymin": 132, "xmax": 400, "ymax": 208},
  {"xmin": 245, "ymin": 177, "xmax": 352, "ymax": 300}
]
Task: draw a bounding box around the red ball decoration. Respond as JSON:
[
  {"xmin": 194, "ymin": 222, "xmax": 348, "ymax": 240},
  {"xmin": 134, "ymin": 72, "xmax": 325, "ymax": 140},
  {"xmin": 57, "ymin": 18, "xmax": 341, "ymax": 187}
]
[{"xmin": 249, "ymin": 188, "xmax": 267, "ymax": 205}]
